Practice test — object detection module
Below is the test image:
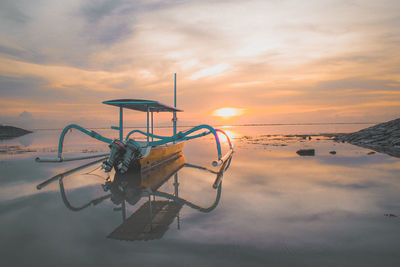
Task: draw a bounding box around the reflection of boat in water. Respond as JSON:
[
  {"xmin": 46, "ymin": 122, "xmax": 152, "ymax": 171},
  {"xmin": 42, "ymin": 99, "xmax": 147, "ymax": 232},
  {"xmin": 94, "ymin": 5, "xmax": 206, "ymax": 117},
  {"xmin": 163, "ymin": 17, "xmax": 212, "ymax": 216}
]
[
  {"xmin": 106, "ymin": 152, "xmax": 186, "ymax": 207},
  {"xmin": 106, "ymin": 153, "xmax": 186, "ymax": 241},
  {"xmin": 35, "ymin": 74, "xmax": 233, "ymax": 173},
  {"xmin": 37, "ymin": 150, "xmax": 233, "ymax": 241},
  {"xmin": 35, "ymin": 74, "xmax": 234, "ymax": 240}
]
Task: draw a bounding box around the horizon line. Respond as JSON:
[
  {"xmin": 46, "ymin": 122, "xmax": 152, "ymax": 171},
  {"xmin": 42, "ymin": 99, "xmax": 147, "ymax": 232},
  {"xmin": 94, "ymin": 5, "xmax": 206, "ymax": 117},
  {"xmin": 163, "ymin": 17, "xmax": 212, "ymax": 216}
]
[{"xmin": 26, "ymin": 121, "xmax": 378, "ymax": 131}]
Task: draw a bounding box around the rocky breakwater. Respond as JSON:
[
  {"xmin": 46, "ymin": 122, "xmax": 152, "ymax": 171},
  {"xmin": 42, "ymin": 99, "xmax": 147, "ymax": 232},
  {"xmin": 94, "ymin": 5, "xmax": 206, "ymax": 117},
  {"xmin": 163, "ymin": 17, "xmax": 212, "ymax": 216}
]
[{"xmin": 335, "ymin": 118, "xmax": 400, "ymax": 158}]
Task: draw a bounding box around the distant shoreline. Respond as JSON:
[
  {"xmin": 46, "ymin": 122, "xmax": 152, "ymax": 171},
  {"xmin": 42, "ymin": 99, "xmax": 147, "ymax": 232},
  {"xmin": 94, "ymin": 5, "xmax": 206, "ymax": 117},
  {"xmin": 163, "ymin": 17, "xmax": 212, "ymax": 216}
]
[{"xmin": 27, "ymin": 122, "xmax": 376, "ymax": 131}]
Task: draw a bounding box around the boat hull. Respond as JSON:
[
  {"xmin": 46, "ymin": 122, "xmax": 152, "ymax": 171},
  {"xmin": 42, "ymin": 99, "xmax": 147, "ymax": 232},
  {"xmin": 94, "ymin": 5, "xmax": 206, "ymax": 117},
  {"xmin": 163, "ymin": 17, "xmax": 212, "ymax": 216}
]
[{"xmin": 139, "ymin": 142, "xmax": 184, "ymax": 171}]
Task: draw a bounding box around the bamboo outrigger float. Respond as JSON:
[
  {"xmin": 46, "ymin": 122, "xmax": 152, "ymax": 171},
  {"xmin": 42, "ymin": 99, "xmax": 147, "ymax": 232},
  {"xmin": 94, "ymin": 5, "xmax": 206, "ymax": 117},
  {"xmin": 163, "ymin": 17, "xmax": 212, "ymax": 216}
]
[{"xmin": 35, "ymin": 74, "xmax": 233, "ymax": 174}]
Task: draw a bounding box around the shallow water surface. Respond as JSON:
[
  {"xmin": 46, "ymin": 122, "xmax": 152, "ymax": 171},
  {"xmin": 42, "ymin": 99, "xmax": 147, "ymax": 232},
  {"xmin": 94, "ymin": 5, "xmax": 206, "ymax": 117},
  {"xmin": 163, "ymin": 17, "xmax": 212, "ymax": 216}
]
[{"xmin": 0, "ymin": 125, "xmax": 399, "ymax": 266}]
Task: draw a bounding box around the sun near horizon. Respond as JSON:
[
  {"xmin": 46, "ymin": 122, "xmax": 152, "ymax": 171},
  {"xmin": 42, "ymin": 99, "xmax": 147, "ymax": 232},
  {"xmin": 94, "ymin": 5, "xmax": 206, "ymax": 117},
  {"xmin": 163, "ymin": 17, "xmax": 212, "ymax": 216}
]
[{"xmin": 212, "ymin": 107, "xmax": 244, "ymax": 120}]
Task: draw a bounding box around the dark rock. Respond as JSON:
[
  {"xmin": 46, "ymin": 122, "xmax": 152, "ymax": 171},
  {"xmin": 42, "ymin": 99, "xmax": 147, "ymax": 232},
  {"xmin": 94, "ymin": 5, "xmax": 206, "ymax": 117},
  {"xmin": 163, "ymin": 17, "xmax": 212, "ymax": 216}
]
[
  {"xmin": 296, "ymin": 149, "xmax": 315, "ymax": 156},
  {"xmin": 0, "ymin": 145, "xmax": 36, "ymax": 154},
  {"xmin": 332, "ymin": 118, "xmax": 400, "ymax": 158},
  {"xmin": 367, "ymin": 151, "xmax": 375, "ymax": 155},
  {"xmin": 329, "ymin": 151, "xmax": 336, "ymax": 155},
  {"xmin": 0, "ymin": 125, "xmax": 32, "ymax": 139}
]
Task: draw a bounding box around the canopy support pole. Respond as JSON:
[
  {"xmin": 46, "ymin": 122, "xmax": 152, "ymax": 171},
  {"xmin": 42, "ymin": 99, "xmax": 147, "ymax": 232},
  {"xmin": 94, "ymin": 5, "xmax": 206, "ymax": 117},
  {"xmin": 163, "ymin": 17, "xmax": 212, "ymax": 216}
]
[
  {"xmin": 146, "ymin": 106, "xmax": 149, "ymax": 144},
  {"xmin": 151, "ymin": 111, "xmax": 154, "ymax": 142},
  {"xmin": 119, "ymin": 107, "xmax": 123, "ymax": 141}
]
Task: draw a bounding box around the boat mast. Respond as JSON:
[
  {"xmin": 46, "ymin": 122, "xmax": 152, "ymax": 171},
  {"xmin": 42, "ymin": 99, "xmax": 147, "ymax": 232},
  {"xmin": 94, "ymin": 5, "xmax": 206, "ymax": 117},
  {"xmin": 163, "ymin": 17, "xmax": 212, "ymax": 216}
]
[
  {"xmin": 173, "ymin": 73, "xmax": 177, "ymax": 139},
  {"xmin": 173, "ymin": 73, "xmax": 180, "ymax": 229}
]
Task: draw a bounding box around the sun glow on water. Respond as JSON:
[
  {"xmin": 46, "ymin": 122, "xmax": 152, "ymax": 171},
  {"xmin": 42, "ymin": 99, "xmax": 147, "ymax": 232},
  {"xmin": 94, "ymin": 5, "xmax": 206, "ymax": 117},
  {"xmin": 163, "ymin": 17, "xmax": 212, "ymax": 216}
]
[
  {"xmin": 217, "ymin": 128, "xmax": 237, "ymax": 145},
  {"xmin": 222, "ymin": 129, "xmax": 235, "ymax": 140}
]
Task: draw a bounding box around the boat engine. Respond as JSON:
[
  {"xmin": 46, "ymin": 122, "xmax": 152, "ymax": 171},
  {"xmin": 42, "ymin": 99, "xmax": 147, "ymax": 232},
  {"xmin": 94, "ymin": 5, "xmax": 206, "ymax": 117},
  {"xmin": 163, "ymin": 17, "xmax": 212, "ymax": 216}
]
[
  {"xmin": 102, "ymin": 140, "xmax": 126, "ymax": 172},
  {"xmin": 102, "ymin": 139, "xmax": 141, "ymax": 173},
  {"xmin": 117, "ymin": 140, "xmax": 141, "ymax": 174}
]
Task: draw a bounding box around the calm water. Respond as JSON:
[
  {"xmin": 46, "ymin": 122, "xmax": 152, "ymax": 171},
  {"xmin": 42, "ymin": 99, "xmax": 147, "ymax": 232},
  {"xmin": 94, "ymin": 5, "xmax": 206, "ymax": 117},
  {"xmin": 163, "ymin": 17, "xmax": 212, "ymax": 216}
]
[{"xmin": 1, "ymin": 124, "xmax": 400, "ymax": 266}]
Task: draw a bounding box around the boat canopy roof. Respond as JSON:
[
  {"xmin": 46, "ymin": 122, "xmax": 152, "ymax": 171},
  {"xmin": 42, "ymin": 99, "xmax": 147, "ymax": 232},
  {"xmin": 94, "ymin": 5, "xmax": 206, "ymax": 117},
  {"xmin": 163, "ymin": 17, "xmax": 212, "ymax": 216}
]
[{"xmin": 103, "ymin": 99, "xmax": 182, "ymax": 112}]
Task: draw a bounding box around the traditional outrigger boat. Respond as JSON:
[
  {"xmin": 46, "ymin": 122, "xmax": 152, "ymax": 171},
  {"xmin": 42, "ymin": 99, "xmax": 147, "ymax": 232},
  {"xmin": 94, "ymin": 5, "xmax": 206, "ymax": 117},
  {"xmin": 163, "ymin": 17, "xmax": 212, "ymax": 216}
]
[
  {"xmin": 35, "ymin": 74, "xmax": 233, "ymax": 174},
  {"xmin": 35, "ymin": 75, "xmax": 234, "ymax": 241}
]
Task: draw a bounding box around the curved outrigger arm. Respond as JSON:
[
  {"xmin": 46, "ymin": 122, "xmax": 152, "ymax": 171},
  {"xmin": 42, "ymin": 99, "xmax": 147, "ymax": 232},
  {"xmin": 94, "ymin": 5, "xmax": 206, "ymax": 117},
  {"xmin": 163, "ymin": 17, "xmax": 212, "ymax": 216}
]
[
  {"xmin": 149, "ymin": 184, "xmax": 222, "ymax": 213},
  {"xmin": 36, "ymin": 124, "xmax": 112, "ymax": 163},
  {"xmin": 40, "ymin": 150, "xmax": 232, "ymax": 214},
  {"xmin": 178, "ymin": 125, "xmax": 233, "ymax": 167},
  {"xmin": 132, "ymin": 153, "xmax": 232, "ymax": 213},
  {"xmin": 59, "ymin": 177, "xmax": 112, "ymax": 212},
  {"xmin": 53, "ymin": 156, "xmax": 230, "ymax": 213},
  {"xmin": 57, "ymin": 124, "xmax": 113, "ymax": 157},
  {"xmin": 36, "ymin": 157, "xmax": 107, "ymax": 190},
  {"xmin": 125, "ymin": 129, "xmax": 172, "ymax": 141},
  {"xmin": 57, "ymin": 178, "xmax": 221, "ymax": 213},
  {"xmin": 127, "ymin": 124, "xmax": 234, "ymax": 167},
  {"xmin": 147, "ymin": 153, "xmax": 232, "ymax": 213},
  {"xmin": 184, "ymin": 153, "xmax": 233, "ymax": 189},
  {"xmin": 35, "ymin": 123, "xmax": 233, "ymax": 167}
]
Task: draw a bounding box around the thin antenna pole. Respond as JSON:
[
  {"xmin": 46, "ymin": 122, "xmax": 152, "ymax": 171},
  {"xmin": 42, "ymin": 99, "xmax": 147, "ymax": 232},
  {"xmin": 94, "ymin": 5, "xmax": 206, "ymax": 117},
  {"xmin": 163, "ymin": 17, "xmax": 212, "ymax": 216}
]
[
  {"xmin": 174, "ymin": 73, "xmax": 177, "ymax": 108},
  {"xmin": 173, "ymin": 73, "xmax": 177, "ymax": 138}
]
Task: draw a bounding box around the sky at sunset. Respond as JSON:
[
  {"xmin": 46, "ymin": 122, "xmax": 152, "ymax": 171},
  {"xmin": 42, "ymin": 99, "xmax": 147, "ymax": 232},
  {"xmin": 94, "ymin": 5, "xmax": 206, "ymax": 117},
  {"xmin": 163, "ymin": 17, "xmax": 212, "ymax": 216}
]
[{"xmin": 1, "ymin": 0, "xmax": 400, "ymax": 129}]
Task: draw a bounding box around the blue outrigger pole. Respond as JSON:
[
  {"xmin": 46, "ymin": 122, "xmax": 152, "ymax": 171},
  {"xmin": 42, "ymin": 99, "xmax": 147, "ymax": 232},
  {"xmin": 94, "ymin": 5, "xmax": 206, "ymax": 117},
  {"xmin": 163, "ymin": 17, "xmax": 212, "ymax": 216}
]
[{"xmin": 36, "ymin": 74, "xmax": 233, "ymax": 169}]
